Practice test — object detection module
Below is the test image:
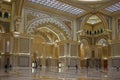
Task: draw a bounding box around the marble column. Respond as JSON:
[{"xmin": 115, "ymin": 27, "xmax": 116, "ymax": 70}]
[
  {"xmin": 42, "ymin": 44, "xmax": 46, "ymax": 71},
  {"xmin": 10, "ymin": 0, "xmax": 16, "ymax": 32},
  {"xmin": 111, "ymin": 17, "xmax": 116, "ymax": 40},
  {"xmin": 15, "ymin": 16, "xmax": 21, "ymax": 32},
  {"xmin": 29, "ymin": 38, "xmax": 32, "ymax": 67},
  {"xmin": 73, "ymin": 20, "xmax": 77, "ymax": 41}
]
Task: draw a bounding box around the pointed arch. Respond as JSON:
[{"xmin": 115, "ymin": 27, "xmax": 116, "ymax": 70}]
[
  {"xmin": 96, "ymin": 38, "xmax": 108, "ymax": 46},
  {"xmin": 80, "ymin": 13, "xmax": 108, "ymax": 29},
  {"xmin": 26, "ymin": 17, "xmax": 71, "ymax": 40}
]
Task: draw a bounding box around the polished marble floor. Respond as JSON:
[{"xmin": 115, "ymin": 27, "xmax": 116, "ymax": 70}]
[{"xmin": 0, "ymin": 67, "xmax": 120, "ymax": 80}]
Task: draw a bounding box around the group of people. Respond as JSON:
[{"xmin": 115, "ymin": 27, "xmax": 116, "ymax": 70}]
[{"xmin": 4, "ymin": 64, "xmax": 12, "ymax": 72}]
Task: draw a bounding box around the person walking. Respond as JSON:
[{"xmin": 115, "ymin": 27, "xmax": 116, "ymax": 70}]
[
  {"xmin": 4, "ymin": 64, "xmax": 8, "ymax": 72},
  {"xmin": 75, "ymin": 64, "xmax": 78, "ymax": 73},
  {"xmin": 9, "ymin": 64, "xmax": 12, "ymax": 71}
]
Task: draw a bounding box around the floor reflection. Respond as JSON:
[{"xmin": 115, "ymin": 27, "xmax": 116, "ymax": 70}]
[{"xmin": 0, "ymin": 67, "xmax": 120, "ymax": 80}]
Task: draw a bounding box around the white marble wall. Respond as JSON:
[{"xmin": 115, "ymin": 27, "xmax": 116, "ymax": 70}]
[
  {"xmin": 18, "ymin": 56, "xmax": 30, "ymax": 67},
  {"xmin": 109, "ymin": 41, "xmax": 120, "ymax": 71},
  {"xmin": 71, "ymin": 44, "xmax": 77, "ymax": 56},
  {"xmin": 59, "ymin": 45, "xmax": 64, "ymax": 56},
  {"xmin": 111, "ymin": 42, "xmax": 120, "ymax": 56},
  {"xmin": 19, "ymin": 38, "xmax": 29, "ymax": 53},
  {"xmin": 108, "ymin": 57, "xmax": 120, "ymax": 72}
]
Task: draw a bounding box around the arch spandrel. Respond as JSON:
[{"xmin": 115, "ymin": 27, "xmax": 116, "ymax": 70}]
[{"xmin": 25, "ymin": 17, "xmax": 71, "ymax": 40}]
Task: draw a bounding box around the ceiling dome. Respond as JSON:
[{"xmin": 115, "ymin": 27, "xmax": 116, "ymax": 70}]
[{"xmin": 87, "ymin": 15, "xmax": 101, "ymax": 25}]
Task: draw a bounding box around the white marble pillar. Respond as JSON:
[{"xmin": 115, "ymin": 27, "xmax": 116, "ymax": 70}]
[
  {"xmin": 111, "ymin": 17, "xmax": 116, "ymax": 40},
  {"xmin": 42, "ymin": 44, "xmax": 46, "ymax": 71},
  {"xmin": 15, "ymin": 17, "xmax": 21, "ymax": 32},
  {"xmin": 10, "ymin": 0, "xmax": 16, "ymax": 32},
  {"xmin": 19, "ymin": 8, "xmax": 25, "ymax": 33},
  {"xmin": 64, "ymin": 44, "xmax": 68, "ymax": 56},
  {"xmin": 29, "ymin": 38, "xmax": 32, "ymax": 67},
  {"xmin": 73, "ymin": 20, "xmax": 77, "ymax": 41}
]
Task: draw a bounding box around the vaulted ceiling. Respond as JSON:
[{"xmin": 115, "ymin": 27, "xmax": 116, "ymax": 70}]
[
  {"xmin": 2, "ymin": 0, "xmax": 120, "ymax": 18},
  {"xmin": 23, "ymin": 0, "xmax": 120, "ymax": 18}
]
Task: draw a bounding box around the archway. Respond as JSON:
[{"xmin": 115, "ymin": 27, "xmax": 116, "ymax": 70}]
[
  {"xmin": 96, "ymin": 38, "xmax": 109, "ymax": 70},
  {"xmin": 80, "ymin": 39, "xmax": 91, "ymax": 68},
  {"xmin": 78, "ymin": 14, "xmax": 110, "ymax": 69},
  {"xmin": 78, "ymin": 14, "xmax": 107, "ymax": 38},
  {"xmin": 80, "ymin": 13, "xmax": 108, "ymax": 30},
  {"xmin": 26, "ymin": 19, "xmax": 68, "ymax": 68},
  {"xmin": 26, "ymin": 17, "xmax": 71, "ymax": 40}
]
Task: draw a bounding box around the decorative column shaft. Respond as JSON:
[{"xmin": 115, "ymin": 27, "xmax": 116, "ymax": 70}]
[
  {"xmin": 73, "ymin": 20, "xmax": 77, "ymax": 40},
  {"xmin": 111, "ymin": 17, "xmax": 116, "ymax": 40},
  {"xmin": 42, "ymin": 44, "xmax": 46, "ymax": 70},
  {"xmin": 15, "ymin": 16, "xmax": 21, "ymax": 32},
  {"xmin": 10, "ymin": 0, "xmax": 16, "ymax": 32}
]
